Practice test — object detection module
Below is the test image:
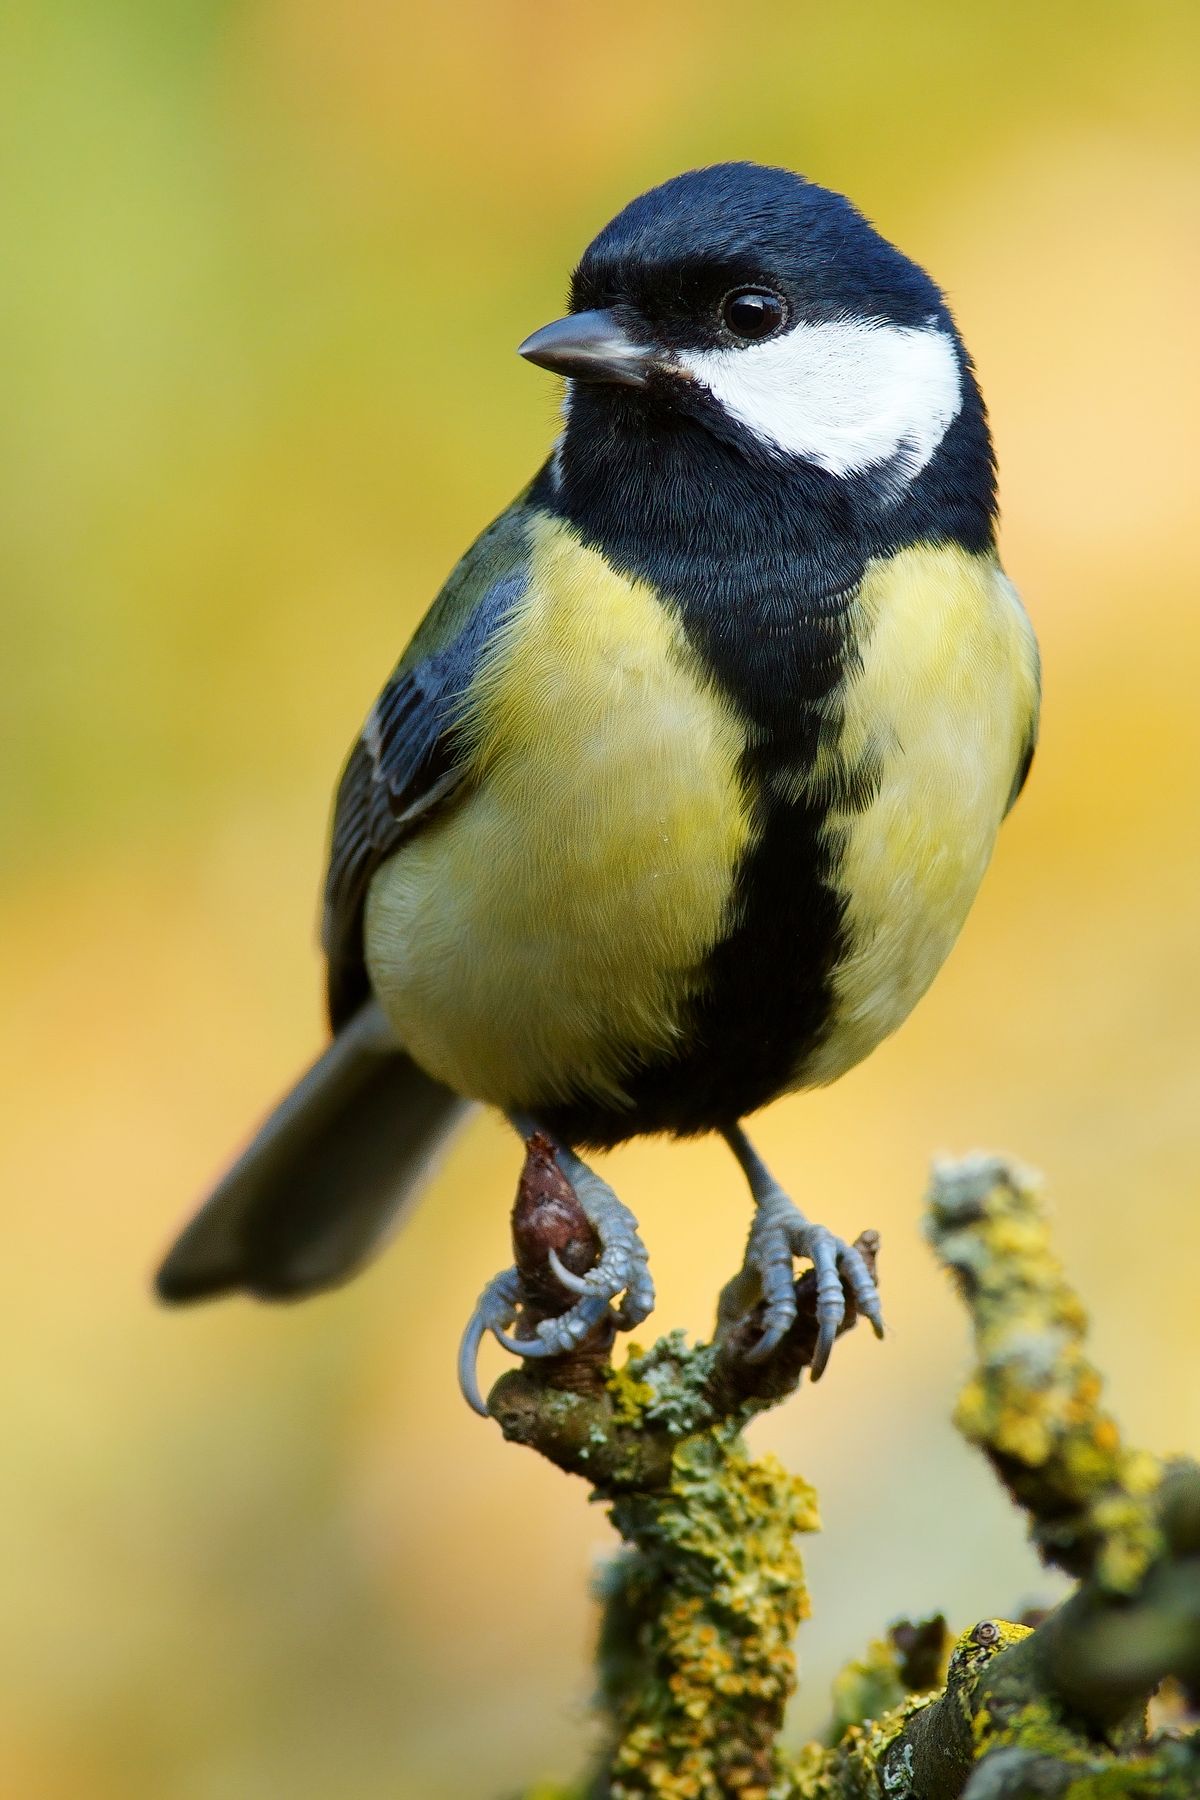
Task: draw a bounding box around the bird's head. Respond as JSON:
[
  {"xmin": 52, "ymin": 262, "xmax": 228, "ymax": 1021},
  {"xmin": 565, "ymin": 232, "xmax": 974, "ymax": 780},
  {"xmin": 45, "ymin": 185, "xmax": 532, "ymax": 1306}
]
[{"xmin": 520, "ymin": 163, "xmax": 979, "ymax": 504}]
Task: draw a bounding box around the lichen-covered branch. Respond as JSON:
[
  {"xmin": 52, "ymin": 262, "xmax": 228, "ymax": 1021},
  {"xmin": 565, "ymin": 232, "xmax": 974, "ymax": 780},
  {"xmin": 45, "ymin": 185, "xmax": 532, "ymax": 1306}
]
[
  {"xmin": 502, "ymin": 1150, "xmax": 1199, "ymax": 1800},
  {"xmin": 927, "ymin": 1154, "xmax": 1164, "ymax": 1592},
  {"xmin": 599, "ymin": 1387, "xmax": 819, "ymax": 1797},
  {"xmin": 492, "ymin": 1139, "xmax": 878, "ymax": 1798},
  {"xmin": 920, "ymin": 1161, "xmax": 1200, "ymax": 1762}
]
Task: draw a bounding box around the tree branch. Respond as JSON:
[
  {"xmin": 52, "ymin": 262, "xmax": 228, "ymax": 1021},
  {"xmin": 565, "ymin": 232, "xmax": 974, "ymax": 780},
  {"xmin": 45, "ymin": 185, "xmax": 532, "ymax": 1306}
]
[
  {"xmin": 498, "ymin": 1149, "xmax": 1199, "ymax": 1799},
  {"xmin": 871, "ymin": 1157, "xmax": 1200, "ymax": 1798}
]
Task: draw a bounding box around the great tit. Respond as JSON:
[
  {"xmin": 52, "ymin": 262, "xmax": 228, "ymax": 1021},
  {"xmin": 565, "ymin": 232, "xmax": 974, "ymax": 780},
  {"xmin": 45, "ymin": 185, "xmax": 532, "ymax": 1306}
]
[{"xmin": 157, "ymin": 163, "xmax": 1040, "ymax": 1414}]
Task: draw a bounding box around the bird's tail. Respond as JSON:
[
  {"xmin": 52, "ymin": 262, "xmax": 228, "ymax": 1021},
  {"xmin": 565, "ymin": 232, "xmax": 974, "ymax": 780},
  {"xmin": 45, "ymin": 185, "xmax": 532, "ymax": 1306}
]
[{"xmin": 155, "ymin": 1002, "xmax": 471, "ymax": 1304}]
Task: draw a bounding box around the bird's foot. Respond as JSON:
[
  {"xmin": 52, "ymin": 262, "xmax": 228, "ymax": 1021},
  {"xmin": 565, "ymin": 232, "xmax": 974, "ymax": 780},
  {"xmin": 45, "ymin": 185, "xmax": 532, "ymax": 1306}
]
[
  {"xmin": 458, "ymin": 1137, "xmax": 655, "ymax": 1416},
  {"xmin": 726, "ymin": 1188, "xmax": 884, "ymax": 1379},
  {"xmin": 458, "ymin": 1266, "xmax": 526, "ymax": 1415}
]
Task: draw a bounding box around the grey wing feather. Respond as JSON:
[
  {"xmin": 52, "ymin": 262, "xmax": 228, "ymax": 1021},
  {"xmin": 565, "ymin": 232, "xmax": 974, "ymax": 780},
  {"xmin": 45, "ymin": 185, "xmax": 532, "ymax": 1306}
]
[
  {"xmin": 322, "ymin": 494, "xmax": 535, "ymax": 1029},
  {"xmin": 159, "ymin": 495, "xmax": 539, "ymax": 1309}
]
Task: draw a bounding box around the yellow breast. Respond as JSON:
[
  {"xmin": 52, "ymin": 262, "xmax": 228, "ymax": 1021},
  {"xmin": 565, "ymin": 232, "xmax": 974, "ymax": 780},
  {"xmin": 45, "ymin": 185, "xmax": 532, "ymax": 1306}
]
[
  {"xmin": 798, "ymin": 542, "xmax": 1039, "ymax": 1087},
  {"xmin": 364, "ymin": 514, "xmax": 752, "ymax": 1113}
]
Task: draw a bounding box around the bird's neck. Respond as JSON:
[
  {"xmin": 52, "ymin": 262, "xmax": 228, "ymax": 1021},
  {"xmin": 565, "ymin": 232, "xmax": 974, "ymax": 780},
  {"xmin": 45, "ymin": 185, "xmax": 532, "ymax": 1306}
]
[
  {"xmin": 535, "ymin": 376, "xmax": 996, "ymax": 735},
  {"xmin": 541, "ymin": 374, "xmax": 997, "ymax": 617}
]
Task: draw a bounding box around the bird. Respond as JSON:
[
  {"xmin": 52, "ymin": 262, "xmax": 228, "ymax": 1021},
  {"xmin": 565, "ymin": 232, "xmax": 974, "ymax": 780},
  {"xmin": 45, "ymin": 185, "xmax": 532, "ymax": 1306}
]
[{"xmin": 156, "ymin": 162, "xmax": 1040, "ymax": 1415}]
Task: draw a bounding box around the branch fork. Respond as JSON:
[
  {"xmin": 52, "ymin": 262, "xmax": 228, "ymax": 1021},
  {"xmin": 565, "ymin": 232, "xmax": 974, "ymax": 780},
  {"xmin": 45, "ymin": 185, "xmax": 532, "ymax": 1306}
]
[{"xmin": 494, "ymin": 1148, "xmax": 1199, "ymax": 1799}]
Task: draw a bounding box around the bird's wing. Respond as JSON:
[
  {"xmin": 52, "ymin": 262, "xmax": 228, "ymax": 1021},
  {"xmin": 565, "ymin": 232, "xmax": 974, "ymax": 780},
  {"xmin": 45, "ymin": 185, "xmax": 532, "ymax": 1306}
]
[{"xmin": 322, "ymin": 491, "xmax": 534, "ymax": 1028}]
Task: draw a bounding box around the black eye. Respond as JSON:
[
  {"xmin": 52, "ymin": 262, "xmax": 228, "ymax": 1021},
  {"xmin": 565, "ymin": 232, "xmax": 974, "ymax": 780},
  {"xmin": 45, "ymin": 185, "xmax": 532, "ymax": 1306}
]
[{"xmin": 721, "ymin": 287, "xmax": 787, "ymax": 341}]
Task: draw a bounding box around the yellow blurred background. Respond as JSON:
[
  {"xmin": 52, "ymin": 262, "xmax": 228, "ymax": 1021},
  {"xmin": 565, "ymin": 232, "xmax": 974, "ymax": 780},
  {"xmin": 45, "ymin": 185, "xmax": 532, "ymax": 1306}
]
[{"xmin": 3, "ymin": 1, "xmax": 1198, "ymax": 1794}]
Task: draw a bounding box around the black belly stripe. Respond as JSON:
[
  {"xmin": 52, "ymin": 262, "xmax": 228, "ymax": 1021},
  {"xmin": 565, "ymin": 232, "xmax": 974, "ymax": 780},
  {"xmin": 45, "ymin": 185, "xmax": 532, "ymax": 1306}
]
[
  {"xmin": 529, "ymin": 375, "xmax": 994, "ymax": 1148},
  {"xmin": 540, "ymin": 586, "xmax": 881, "ymax": 1148}
]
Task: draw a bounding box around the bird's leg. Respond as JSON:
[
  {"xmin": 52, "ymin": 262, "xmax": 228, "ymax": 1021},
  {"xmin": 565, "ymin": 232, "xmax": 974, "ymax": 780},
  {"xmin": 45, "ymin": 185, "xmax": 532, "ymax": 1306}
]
[
  {"xmin": 458, "ymin": 1118, "xmax": 655, "ymax": 1415},
  {"xmin": 720, "ymin": 1123, "xmax": 884, "ymax": 1379}
]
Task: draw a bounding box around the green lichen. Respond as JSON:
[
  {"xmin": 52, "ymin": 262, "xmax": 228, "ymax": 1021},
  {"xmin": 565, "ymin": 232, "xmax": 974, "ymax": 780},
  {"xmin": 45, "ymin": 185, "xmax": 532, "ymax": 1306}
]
[
  {"xmin": 971, "ymin": 1688, "xmax": 1086, "ymax": 1766},
  {"xmin": 1054, "ymin": 1736, "xmax": 1200, "ymax": 1798},
  {"xmin": 946, "ymin": 1620, "xmax": 1033, "ymax": 1695},
  {"xmin": 826, "ymin": 1616, "xmax": 951, "ymax": 1745},
  {"xmin": 500, "ymin": 1156, "xmax": 1198, "ymax": 1800},
  {"xmin": 926, "ymin": 1156, "xmax": 1165, "ymax": 1592},
  {"xmin": 594, "ymin": 1418, "xmax": 819, "ymax": 1799},
  {"xmin": 952, "ymin": 1735, "xmax": 1200, "ymax": 1800},
  {"xmin": 630, "ymin": 1333, "xmax": 726, "ymax": 1438},
  {"xmin": 787, "ymin": 1688, "xmax": 936, "ymax": 1800}
]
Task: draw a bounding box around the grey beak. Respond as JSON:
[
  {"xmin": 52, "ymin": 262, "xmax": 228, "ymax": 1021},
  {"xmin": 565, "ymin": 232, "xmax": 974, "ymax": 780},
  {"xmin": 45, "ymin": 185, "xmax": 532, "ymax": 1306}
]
[{"xmin": 518, "ymin": 309, "xmax": 653, "ymax": 387}]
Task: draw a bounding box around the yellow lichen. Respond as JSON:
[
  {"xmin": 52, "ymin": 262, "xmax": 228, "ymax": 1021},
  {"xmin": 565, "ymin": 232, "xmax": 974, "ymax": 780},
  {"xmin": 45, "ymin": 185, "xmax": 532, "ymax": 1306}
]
[
  {"xmin": 607, "ymin": 1345, "xmax": 656, "ymax": 1426},
  {"xmin": 928, "ymin": 1157, "xmax": 1166, "ymax": 1592},
  {"xmin": 599, "ymin": 1384, "xmax": 820, "ymax": 1797},
  {"xmin": 514, "ymin": 1158, "xmax": 1197, "ymax": 1800}
]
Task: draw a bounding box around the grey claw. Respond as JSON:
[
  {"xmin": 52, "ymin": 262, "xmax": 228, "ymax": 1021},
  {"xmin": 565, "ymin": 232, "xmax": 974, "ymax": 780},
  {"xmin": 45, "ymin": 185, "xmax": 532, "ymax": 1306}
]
[
  {"xmin": 460, "ymin": 1146, "xmax": 656, "ymax": 1413},
  {"xmin": 457, "ymin": 1310, "xmax": 491, "ymax": 1416},
  {"xmin": 737, "ymin": 1203, "xmax": 883, "ymax": 1378},
  {"xmin": 805, "ymin": 1225, "xmax": 851, "ymax": 1379},
  {"xmin": 458, "ymin": 1231, "xmax": 653, "ymax": 1399},
  {"xmin": 490, "ymin": 1324, "xmax": 559, "ymax": 1358},
  {"xmin": 839, "ymin": 1242, "xmax": 886, "ymax": 1339},
  {"xmin": 809, "ymin": 1226, "xmax": 848, "ymax": 1335},
  {"xmin": 496, "ymin": 1230, "xmax": 651, "ymax": 1361},
  {"xmin": 613, "ymin": 1256, "xmax": 656, "ymax": 1330},
  {"xmin": 744, "ymin": 1196, "xmax": 801, "ymax": 1360},
  {"xmin": 809, "ymin": 1316, "xmax": 838, "ymax": 1382},
  {"xmin": 546, "ymin": 1246, "xmax": 591, "ymax": 1296},
  {"xmin": 457, "ymin": 1266, "xmax": 524, "ymax": 1416},
  {"xmin": 745, "ymin": 1313, "xmax": 791, "ymax": 1364}
]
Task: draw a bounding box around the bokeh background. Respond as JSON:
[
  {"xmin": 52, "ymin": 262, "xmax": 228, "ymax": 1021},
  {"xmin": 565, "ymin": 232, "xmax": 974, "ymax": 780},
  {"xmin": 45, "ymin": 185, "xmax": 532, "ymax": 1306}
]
[{"xmin": 3, "ymin": 1, "xmax": 1198, "ymax": 1794}]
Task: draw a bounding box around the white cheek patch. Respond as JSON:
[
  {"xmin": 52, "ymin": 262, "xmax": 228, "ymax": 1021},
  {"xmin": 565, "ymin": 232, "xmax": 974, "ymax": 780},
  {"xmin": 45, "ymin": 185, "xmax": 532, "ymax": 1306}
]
[{"xmin": 677, "ymin": 317, "xmax": 963, "ymax": 482}]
